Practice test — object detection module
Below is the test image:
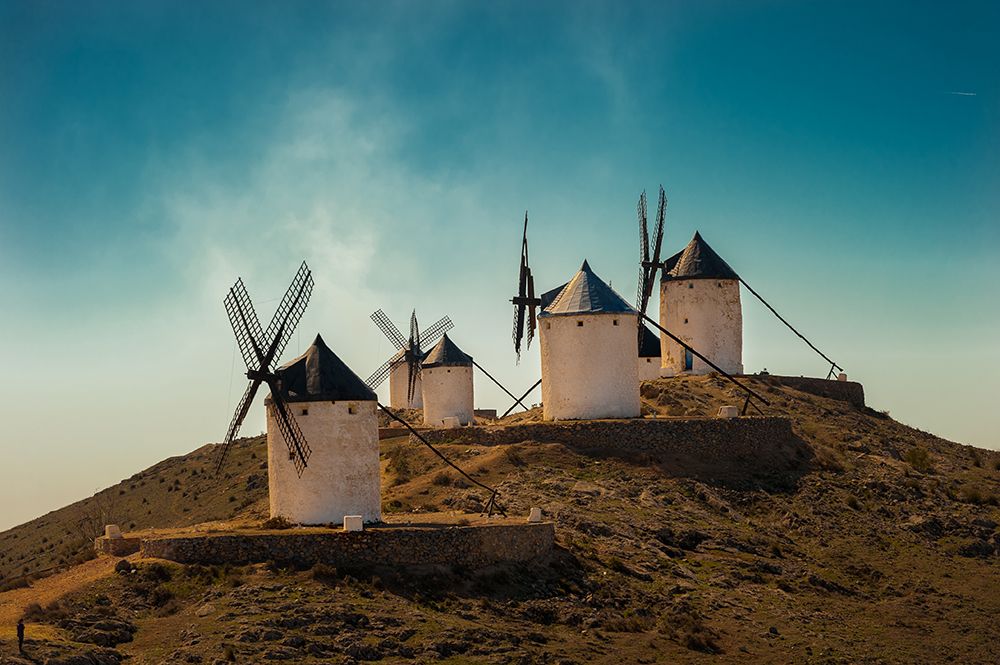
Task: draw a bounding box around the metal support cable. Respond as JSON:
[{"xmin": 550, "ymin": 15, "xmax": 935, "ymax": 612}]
[
  {"xmin": 640, "ymin": 312, "xmax": 770, "ymax": 410},
  {"xmin": 377, "ymin": 403, "xmax": 506, "ymax": 516},
  {"xmin": 739, "ymin": 277, "xmax": 843, "ymax": 374},
  {"xmin": 500, "ymin": 378, "xmax": 542, "ymax": 419},
  {"xmin": 472, "ymin": 360, "xmax": 530, "ymax": 413}
]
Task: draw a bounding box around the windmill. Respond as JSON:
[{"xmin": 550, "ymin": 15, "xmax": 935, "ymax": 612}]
[
  {"xmin": 511, "ymin": 212, "xmax": 542, "ymax": 362},
  {"xmin": 215, "ymin": 262, "xmax": 314, "ymax": 476},
  {"xmin": 636, "ymin": 186, "xmax": 666, "ymax": 349},
  {"xmin": 366, "ymin": 309, "xmax": 453, "ymax": 407}
]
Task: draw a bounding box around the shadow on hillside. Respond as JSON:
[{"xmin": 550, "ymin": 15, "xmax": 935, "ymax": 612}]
[
  {"xmin": 578, "ymin": 430, "xmax": 815, "ymax": 493},
  {"xmin": 309, "ymin": 544, "xmax": 586, "ymax": 604}
]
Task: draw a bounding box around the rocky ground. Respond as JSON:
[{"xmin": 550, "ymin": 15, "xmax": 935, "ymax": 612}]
[{"xmin": 2, "ymin": 375, "xmax": 998, "ymax": 664}]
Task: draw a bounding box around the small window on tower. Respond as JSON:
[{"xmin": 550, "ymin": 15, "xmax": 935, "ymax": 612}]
[
  {"xmin": 546, "ymin": 322, "xmax": 551, "ymax": 329},
  {"xmin": 577, "ymin": 321, "xmax": 584, "ymax": 327},
  {"xmin": 613, "ymin": 319, "xmax": 619, "ymax": 326},
  {"xmin": 688, "ymin": 283, "xmax": 694, "ymax": 289},
  {"xmin": 717, "ymin": 282, "xmax": 722, "ymax": 287},
  {"xmin": 348, "ymin": 404, "xmax": 357, "ymax": 415},
  {"xmin": 684, "ymin": 318, "xmax": 688, "ymax": 324},
  {"xmin": 447, "ymin": 369, "xmax": 451, "ymax": 373},
  {"xmin": 300, "ymin": 408, "xmax": 309, "ymax": 416}
]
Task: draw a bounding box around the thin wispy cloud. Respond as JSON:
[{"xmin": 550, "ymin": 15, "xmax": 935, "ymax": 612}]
[{"xmin": 945, "ymin": 91, "xmax": 977, "ymax": 96}]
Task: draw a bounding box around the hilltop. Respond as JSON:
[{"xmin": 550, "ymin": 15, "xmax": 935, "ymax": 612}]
[{"xmin": 1, "ymin": 375, "xmax": 998, "ymax": 664}]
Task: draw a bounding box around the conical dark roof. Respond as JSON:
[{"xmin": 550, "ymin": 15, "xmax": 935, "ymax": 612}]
[
  {"xmin": 422, "ymin": 333, "xmax": 473, "ymax": 368},
  {"xmin": 662, "ymin": 232, "xmax": 739, "ymax": 281},
  {"xmin": 539, "ymin": 281, "xmax": 569, "ymax": 310},
  {"xmin": 540, "ymin": 260, "xmax": 636, "ymax": 317},
  {"xmin": 639, "ymin": 324, "xmax": 661, "ymax": 357},
  {"xmin": 274, "ymin": 334, "xmax": 376, "ymax": 402}
]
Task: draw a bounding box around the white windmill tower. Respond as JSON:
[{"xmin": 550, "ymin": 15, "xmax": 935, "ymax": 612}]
[
  {"xmin": 659, "ymin": 231, "xmax": 743, "ymax": 376},
  {"xmin": 537, "ymin": 260, "xmax": 641, "ymax": 421},
  {"xmin": 421, "ymin": 333, "xmax": 475, "ymax": 427},
  {"xmin": 217, "ymin": 264, "xmax": 381, "ymax": 526},
  {"xmin": 638, "ymin": 324, "xmax": 662, "ymax": 381},
  {"xmin": 366, "ymin": 309, "xmax": 454, "ymax": 410},
  {"xmin": 266, "ymin": 334, "xmax": 382, "ymax": 524}
]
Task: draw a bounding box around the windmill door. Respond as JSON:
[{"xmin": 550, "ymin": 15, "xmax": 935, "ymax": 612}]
[{"xmin": 684, "ymin": 348, "xmax": 693, "ymax": 371}]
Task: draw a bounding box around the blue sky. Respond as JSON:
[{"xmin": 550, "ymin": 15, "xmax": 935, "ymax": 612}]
[{"xmin": 1, "ymin": 1, "xmax": 997, "ymax": 530}]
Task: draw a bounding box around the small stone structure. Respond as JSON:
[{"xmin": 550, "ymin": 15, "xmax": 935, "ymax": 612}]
[
  {"xmin": 267, "ymin": 334, "xmax": 382, "ymax": 524},
  {"xmin": 717, "ymin": 405, "xmax": 739, "ymax": 418},
  {"xmin": 94, "ymin": 534, "xmax": 141, "ymax": 557},
  {"xmin": 539, "ymin": 260, "xmax": 640, "ymax": 420},
  {"xmin": 421, "ymin": 334, "xmax": 475, "ymax": 427},
  {"xmin": 660, "ymin": 232, "xmax": 743, "ymax": 376},
  {"xmin": 140, "ymin": 522, "xmax": 554, "ymax": 569}
]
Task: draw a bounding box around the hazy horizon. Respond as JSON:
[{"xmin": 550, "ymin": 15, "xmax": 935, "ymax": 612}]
[{"xmin": 1, "ymin": 1, "xmax": 997, "ymax": 531}]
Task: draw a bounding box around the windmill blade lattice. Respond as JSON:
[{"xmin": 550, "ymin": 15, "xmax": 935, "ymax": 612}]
[
  {"xmin": 636, "ymin": 186, "xmax": 666, "ymax": 348},
  {"xmin": 225, "ymin": 279, "xmax": 266, "ymax": 370},
  {"xmin": 406, "ymin": 310, "xmax": 423, "ymax": 403},
  {"xmin": 215, "ymin": 262, "xmax": 314, "ymax": 477},
  {"xmin": 267, "ymin": 392, "xmax": 312, "ymax": 476},
  {"xmin": 262, "ymin": 262, "xmax": 314, "ymax": 371},
  {"xmin": 511, "ymin": 211, "xmax": 541, "ymax": 362},
  {"xmin": 365, "ymin": 354, "xmax": 408, "ymax": 391},
  {"xmin": 371, "ymin": 309, "xmax": 408, "ymax": 350},
  {"xmin": 420, "ymin": 316, "xmax": 454, "ymax": 347},
  {"xmin": 366, "ymin": 309, "xmax": 453, "ymax": 396}
]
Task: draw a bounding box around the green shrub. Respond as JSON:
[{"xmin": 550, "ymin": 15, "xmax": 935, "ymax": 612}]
[
  {"xmin": 959, "ymin": 485, "xmax": 999, "ymax": 506},
  {"xmin": 311, "ymin": 562, "xmax": 339, "ymax": 584},
  {"xmin": 386, "ymin": 447, "xmax": 414, "ymax": 485},
  {"xmin": 432, "ymin": 472, "xmax": 452, "ymax": 486},
  {"xmin": 503, "ymin": 446, "xmax": 525, "ymax": 467},
  {"xmin": 604, "ymin": 611, "xmax": 653, "ymax": 632},
  {"xmin": 904, "ymin": 447, "xmax": 933, "ymax": 473},
  {"xmin": 261, "ymin": 516, "xmax": 293, "ymax": 530}
]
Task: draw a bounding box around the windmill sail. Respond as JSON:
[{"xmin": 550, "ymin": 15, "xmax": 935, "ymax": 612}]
[
  {"xmin": 215, "ymin": 262, "xmax": 314, "ymax": 477},
  {"xmin": 636, "ymin": 186, "xmax": 666, "ymax": 348},
  {"xmin": 511, "ymin": 211, "xmax": 540, "ymax": 362}
]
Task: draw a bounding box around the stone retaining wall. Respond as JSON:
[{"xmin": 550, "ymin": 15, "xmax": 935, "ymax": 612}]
[
  {"xmin": 140, "ymin": 523, "xmax": 553, "ymax": 569},
  {"xmin": 415, "ymin": 416, "xmax": 792, "ymax": 453},
  {"xmin": 414, "ymin": 416, "xmax": 808, "ymax": 490},
  {"xmin": 767, "ymin": 375, "xmax": 865, "ymax": 408}
]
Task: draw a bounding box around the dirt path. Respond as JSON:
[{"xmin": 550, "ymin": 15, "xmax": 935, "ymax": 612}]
[{"xmin": 0, "ymin": 557, "xmax": 122, "ymax": 641}]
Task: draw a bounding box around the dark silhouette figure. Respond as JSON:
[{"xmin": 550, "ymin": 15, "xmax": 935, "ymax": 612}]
[{"xmin": 16, "ymin": 618, "xmax": 24, "ymax": 652}]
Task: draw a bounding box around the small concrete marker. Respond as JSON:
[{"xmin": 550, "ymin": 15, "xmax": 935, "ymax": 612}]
[
  {"xmin": 104, "ymin": 524, "xmax": 123, "ymax": 539},
  {"xmin": 528, "ymin": 507, "xmax": 543, "ymax": 523},
  {"xmin": 837, "ymin": 372, "xmax": 848, "ymax": 382},
  {"xmin": 717, "ymin": 405, "xmax": 739, "ymax": 418},
  {"xmin": 343, "ymin": 515, "xmax": 364, "ymax": 532},
  {"xmin": 441, "ymin": 416, "xmax": 461, "ymax": 429}
]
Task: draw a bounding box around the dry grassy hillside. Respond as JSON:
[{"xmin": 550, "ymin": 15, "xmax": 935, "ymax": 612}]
[
  {"xmin": 2, "ymin": 375, "xmax": 999, "ymax": 664},
  {"xmin": 0, "ymin": 437, "xmax": 268, "ymax": 590}
]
